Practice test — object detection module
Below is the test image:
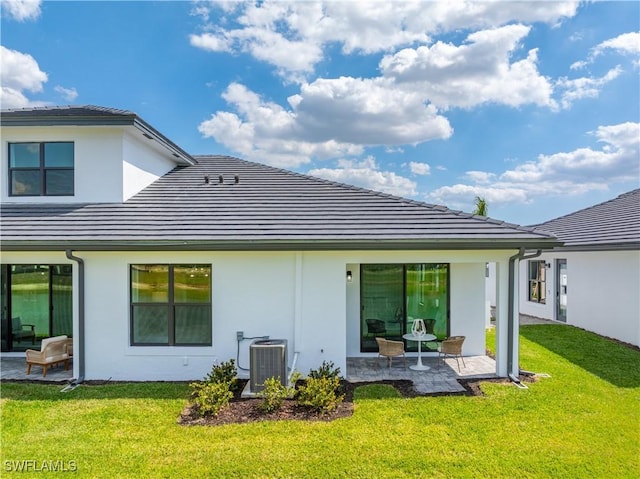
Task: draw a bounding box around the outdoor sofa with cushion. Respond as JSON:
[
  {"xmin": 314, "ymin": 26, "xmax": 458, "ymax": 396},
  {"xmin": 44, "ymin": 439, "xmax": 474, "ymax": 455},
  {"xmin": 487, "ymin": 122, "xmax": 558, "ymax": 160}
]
[{"xmin": 25, "ymin": 335, "xmax": 71, "ymax": 377}]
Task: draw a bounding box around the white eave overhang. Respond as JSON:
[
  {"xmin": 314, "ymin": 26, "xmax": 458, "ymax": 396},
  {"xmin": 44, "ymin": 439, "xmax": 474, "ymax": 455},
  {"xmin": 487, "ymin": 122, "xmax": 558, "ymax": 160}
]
[
  {"xmin": 0, "ymin": 237, "xmax": 563, "ymax": 252},
  {"xmin": 0, "ymin": 110, "xmax": 197, "ymax": 166}
]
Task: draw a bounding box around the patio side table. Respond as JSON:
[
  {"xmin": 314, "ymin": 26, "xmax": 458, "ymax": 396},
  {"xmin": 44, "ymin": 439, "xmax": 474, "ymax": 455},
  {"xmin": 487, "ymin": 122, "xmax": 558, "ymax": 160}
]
[{"xmin": 402, "ymin": 333, "xmax": 436, "ymax": 371}]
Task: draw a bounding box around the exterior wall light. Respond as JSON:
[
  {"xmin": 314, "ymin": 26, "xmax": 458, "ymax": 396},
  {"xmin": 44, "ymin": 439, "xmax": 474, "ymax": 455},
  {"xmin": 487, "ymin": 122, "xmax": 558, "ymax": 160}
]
[{"xmin": 346, "ymin": 270, "xmax": 353, "ymax": 282}]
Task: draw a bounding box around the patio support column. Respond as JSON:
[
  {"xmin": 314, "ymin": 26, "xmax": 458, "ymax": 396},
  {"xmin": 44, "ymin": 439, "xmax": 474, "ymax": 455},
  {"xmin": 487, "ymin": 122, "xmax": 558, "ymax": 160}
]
[
  {"xmin": 508, "ymin": 256, "xmax": 521, "ymax": 378},
  {"xmin": 495, "ymin": 259, "xmax": 510, "ymax": 377},
  {"xmin": 293, "ymin": 252, "xmax": 303, "ymax": 359}
]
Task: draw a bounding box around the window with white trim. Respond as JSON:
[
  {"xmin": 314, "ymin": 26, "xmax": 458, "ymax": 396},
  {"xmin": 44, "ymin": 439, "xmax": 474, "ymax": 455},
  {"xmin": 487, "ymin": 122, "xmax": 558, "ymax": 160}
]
[
  {"xmin": 9, "ymin": 142, "xmax": 74, "ymax": 196},
  {"xmin": 130, "ymin": 264, "xmax": 211, "ymax": 346}
]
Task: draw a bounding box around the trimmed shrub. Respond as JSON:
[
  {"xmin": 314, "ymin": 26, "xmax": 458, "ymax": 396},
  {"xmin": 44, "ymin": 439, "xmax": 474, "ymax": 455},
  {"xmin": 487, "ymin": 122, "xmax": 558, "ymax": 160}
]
[
  {"xmin": 308, "ymin": 360, "xmax": 342, "ymax": 381},
  {"xmin": 258, "ymin": 372, "xmax": 300, "ymax": 413},
  {"xmin": 258, "ymin": 377, "xmax": 290, "ymax": 413},
  {"xmin": 296, "ymin": 376, "xmax": 344, "ymax": 413},
  {"xmin": 189, "ymin": 381, "xmax": 233, "ymax": 417},
  {"xmin": 205, "ymin": 359, "xmax": 238, "ymax": 391}
]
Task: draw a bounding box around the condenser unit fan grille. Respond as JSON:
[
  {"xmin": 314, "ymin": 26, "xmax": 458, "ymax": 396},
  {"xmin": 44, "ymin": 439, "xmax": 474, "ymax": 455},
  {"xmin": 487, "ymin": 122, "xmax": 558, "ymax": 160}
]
[{"xmin": 249, "ymin": 339, "xmax": 287, "ymax": 393}]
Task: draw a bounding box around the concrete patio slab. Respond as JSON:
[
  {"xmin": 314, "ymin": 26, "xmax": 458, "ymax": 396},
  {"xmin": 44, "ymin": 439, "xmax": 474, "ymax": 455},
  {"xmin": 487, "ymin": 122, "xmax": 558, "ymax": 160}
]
[
  {"xmin": 1, "ymin": 356, "xmax": 73, "ymax": 382},
  {"xmin": 346, "ymin": 355, "xmax": 497, "ymax": 394}
]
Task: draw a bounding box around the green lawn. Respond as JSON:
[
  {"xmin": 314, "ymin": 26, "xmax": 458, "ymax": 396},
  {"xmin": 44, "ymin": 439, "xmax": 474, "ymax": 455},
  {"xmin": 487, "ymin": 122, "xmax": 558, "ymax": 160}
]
[{"xmin": 1, "ymin": 325, "xmax": 639, "ymax": 478}]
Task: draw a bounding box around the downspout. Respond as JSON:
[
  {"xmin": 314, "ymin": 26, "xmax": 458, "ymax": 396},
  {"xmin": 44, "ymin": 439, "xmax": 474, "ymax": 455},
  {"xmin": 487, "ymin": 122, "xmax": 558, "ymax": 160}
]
[
  {"xmin": 65, "ymin": 250, "xmax": 85, "ymax": 384},
  {"xmin": 507, "ymin": 248, "xmax": 541, "ymax": 386}
]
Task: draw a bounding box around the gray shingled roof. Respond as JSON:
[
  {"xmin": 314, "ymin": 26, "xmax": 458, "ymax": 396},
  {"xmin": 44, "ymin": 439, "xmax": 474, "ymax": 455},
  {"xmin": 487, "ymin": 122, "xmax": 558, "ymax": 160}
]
[
  {"xmin": 530, "ymin": 189, "xmax": 640, "ymax": 251},
  {"xmin": 1, "ymin": 155, "xmax": 558, "ymax": 251},
  {"xmin": 0, "ymin": 105, "xmax": 196, "ymax": 165},
  {"xmin": 0, "ymin": 105, "xmax": 136, "ymax": 121}
]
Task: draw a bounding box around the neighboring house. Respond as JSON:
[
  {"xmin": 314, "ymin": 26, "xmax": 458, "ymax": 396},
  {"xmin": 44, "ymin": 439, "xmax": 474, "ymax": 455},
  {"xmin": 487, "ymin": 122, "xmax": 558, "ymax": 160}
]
[
  {"xmin": 518, "ymin": 190, "xmax": 640, "ymax": 347},
  {"xmin": 0, "ymin": 105, "xmax": 559, "ymax": 381}
]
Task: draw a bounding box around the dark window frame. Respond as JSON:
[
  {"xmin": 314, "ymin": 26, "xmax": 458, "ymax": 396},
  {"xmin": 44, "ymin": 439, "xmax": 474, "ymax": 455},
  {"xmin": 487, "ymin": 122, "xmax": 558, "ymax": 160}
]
[
  {"xmin": 359, "ymin": 263, "xmax": 450, "ymax": 353},
  {"xmin": 528, "ymin": 260, "xmax": 547, "ymax": 304},
  {"xmin": 129, "ymin": 264, "xmax": 212, "ymax": 347},
  {"xmin": 8, "ymin": 141, "xmax": 75, "ymax": 196}
]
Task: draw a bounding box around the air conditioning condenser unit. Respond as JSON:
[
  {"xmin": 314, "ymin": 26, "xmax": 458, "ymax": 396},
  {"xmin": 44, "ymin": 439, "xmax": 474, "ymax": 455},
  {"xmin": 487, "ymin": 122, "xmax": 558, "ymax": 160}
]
[{"xmin": 250, "ymin": 339, "xmax": 288, "ymax": 393}]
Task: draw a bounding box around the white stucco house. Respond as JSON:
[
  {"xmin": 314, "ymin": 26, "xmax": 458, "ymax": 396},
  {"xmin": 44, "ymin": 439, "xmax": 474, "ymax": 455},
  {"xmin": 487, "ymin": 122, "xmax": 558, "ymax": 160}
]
[
  {"xmin": 1, "ymin": 105, "xmax": 560, "ymax": 382},
  {"xmin": 518, "ymin": 190, "xmax": 640, "ymax": 347}
]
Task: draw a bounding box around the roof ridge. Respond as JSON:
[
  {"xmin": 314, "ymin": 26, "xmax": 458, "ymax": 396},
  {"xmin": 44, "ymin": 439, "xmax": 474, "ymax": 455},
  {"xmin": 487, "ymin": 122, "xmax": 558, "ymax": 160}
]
[{"xmin": 1, "ymin": 104, "xmax": 136, "ymax": 115}]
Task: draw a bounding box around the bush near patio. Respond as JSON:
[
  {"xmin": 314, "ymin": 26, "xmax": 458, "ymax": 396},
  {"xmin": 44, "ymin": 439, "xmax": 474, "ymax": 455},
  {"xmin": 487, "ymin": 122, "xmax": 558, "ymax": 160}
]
[
  {"xmin": 188, "ymin": 358, "xmax": 345, "ymax": 418},
  {"xmin": 1, "ymin": 325, "xmax": 639, "ymax": 478},
  {"xmin": 189, "ymin": 359, "xmax": 238, "ymax": 417},
  {"xmin": 258, "ymin": 375, "xmax": 298, "ymax": 413}
]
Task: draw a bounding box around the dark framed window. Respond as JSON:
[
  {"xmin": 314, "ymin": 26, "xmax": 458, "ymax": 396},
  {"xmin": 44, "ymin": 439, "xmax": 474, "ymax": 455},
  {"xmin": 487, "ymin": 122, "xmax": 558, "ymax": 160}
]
[
  {"xmin": 360, "ymin": 263, "xmax": 450, "ymax": 352},
  {"xmin": 1, "ymin": 264, "xmax": 73, "ymax": 352},
  {"xmin": 9, "ymin": 142, "xmax": 74, "ymax": 196},
  {"xmin": 130, "ymin": 264, "xmax": 211, "ymax": 346},
  {"xmin": 528, "ymin": 260, "xmax": 546, "ymax": 304}
]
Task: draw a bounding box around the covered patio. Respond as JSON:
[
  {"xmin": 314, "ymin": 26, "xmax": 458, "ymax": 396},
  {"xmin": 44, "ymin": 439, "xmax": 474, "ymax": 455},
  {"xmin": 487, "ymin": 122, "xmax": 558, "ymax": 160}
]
[
  {"xmin": 347, "ymin": 354, "xmax": 497, "ymax": 394},
  {"xmin": 1, "ymin": 357, "xmax": 73, "ymax": 382},
  {"xmin": 0, "ymin": 354, "xmax": 497, "ymax": 394}
]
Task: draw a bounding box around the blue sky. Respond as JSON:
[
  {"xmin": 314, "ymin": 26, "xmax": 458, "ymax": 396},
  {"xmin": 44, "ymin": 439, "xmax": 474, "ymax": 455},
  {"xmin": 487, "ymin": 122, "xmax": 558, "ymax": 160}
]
[{"xmin": 2, "ymin": 0, "xmax": 638, "ymax": 225}]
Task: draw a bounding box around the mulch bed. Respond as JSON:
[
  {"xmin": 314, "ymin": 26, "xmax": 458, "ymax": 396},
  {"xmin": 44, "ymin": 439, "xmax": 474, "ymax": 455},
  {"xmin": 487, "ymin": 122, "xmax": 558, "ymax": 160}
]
[{"xmin": 178, "ymin": 376, "xmax": 535, "ymax": 426}]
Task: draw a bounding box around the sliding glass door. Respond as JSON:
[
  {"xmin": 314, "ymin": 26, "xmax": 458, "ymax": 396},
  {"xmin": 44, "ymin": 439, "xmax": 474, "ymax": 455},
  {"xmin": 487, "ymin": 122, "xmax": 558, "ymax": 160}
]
[
  {"xmin": 0, "ymin": 264, "xmax": 72, "ymax": 352},
  {"xmin": 405, "ymin": 264, "xmax": 449, "ymax": 340},
  {"xmin": 51, "ymin": 265, "xmax": 73, "ymax": 337},
  {"xmin": 360, "ymin": 263, "xmax": 449, "ymax": 352},
  {"xmin": 360, "ymin": 265, "xmax": 404, "ymax": 351}
]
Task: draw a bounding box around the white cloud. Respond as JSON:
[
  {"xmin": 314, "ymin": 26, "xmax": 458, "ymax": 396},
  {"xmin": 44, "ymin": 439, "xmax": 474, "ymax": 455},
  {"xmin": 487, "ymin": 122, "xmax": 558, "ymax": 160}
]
[
  {"xmin": 409, "ymin": 162, "xmax": 431, "ymax": 176},
  {"xmin": 380, "ymin": 24, "xmax": 556, "ymax": 110},
  {"xmin": 0, "ymin": 46, "xmax": 48, "ymax": 109},
  {"xmin": 503, "ymin": 122, "xmax": 640, "ymax": 184},
  {"xmin": 431, "ymin": 184, "xmax": 530, "ymax": 208},
  {"xmin": 592, "ymin": 31, "xmax": 640, "ymax": 59},
  {"xmin": 556, "ymin": 66, "xmax": 623, "ymax": 109},
  {"xmin": 190, "ymin": 0, "xmax": 579, "ymax": 79},
  {"xmin": 198, "ymin": 82, "xmax": 363, "ymax": 167},
  {"xmin": 193, "ymin": 3, "xmax": 603, "ymax": 168},
  {"xmin": 308, "ymin": 157, "xmax": 418, "ymax": 197},
  {"xmin": 199, "ymin": 80, "xmax": 452, "ymax": 167},
  {"xmin": 430, "ymin": 122, "xmax": 640, "ymax": 208},
  {"xmin": 571, "ymin": 31, "xmax": 640, "ymax": 69},
  {"xmin": 569, "ymin": 60, "xmax": 588, "ymax": 70},
  {"xmin": 189, "ymin": 32, "xmax": 233, "ymax": 53},
  {"xmin": 464, "ymin": 171, "xmax": 496, "ymax": 184},
  {"xmin": 2, "ymin": 0, "xmax": 41, "ymax": 21},
  {"xmin": 54, "ymin": 85, "xmax": 78, "ymax": 102},
  {"xmin": 291, "ymin": 77, "xmax": 452, "ymax": 144}
]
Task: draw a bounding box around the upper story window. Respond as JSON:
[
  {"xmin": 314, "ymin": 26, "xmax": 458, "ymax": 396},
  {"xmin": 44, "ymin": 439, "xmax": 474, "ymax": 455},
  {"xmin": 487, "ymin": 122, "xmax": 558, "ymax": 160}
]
[
  {"xmin": 9, "ymin": 142, "xmax": 74, "ymax": 196},
  {"xmin": 528, "ymin": 260, "xmax": 546, "ymax": 304}
]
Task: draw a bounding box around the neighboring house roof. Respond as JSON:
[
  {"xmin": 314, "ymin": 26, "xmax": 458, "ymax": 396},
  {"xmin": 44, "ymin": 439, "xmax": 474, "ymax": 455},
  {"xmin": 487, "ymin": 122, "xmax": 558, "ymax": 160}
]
[
  {"xmin": 531, "ymin": 189, "xmax": 640, "ymax": 251},
  {"xmin": 0, "ymin": 105, "xmax": 196, "ymax": 165},
  {"xmin": 1, "ymin": 155, "xmax": 559, "ymax": 251}
]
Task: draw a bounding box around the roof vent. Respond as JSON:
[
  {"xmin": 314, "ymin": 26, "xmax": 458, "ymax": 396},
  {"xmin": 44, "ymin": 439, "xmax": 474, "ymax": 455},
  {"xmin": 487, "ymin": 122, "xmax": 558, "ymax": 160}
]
[
  {"xmin": 234, "ymin": 175, "xmax": 239, "ymax": 184},
  {"xmin": 204, "ymin": 175, "xmax": 210, "ymax": 184},
  {"xmin": 218, "ymin": 175, "xmax": 223, "ymax": 184}
]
